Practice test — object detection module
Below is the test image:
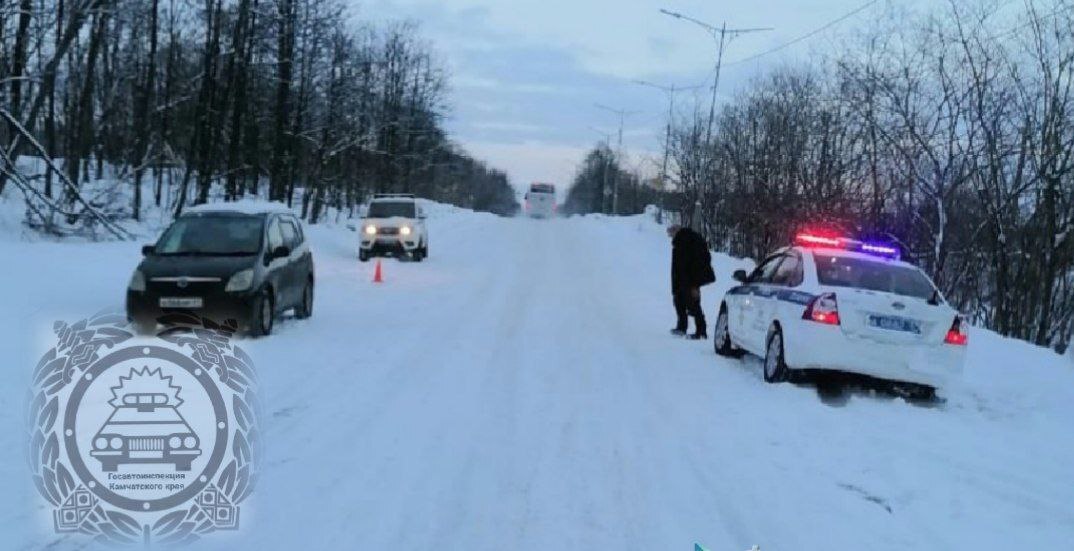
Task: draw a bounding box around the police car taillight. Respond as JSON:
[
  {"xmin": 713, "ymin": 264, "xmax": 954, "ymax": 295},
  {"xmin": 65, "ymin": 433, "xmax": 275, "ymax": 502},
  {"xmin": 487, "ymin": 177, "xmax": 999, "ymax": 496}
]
[
  {"xmin": 944, "ymin": 317, "xmax": 968, "ymax": 346},
  {"xmin": 803, "ymin": 292, "xmax": 840, "ymax": 325}
]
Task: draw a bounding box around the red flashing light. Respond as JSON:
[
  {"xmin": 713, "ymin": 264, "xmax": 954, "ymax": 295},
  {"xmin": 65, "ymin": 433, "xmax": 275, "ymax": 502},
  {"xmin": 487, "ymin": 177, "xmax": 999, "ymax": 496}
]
[
  {"xmin": 796, "ymin": 233, "xmax": 843, "ymax": 247},
  {"xmin": 795, "ymin": 232, "xmax": 901, "ymax": 260},
  {"xmin": 944, "ymin": 317, "xmax": 968, "ymax": 346}
]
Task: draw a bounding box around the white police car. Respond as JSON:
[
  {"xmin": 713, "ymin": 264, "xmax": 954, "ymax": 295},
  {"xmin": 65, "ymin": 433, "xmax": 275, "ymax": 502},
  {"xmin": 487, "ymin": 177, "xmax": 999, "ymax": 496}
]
[{"xmin": 712, "ymin": 233, "xmax": 967, "ymax": 396}]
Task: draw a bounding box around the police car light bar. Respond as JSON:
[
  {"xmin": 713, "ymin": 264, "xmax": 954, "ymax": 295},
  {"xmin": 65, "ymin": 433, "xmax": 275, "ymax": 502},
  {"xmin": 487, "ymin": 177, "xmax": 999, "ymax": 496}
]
[{"xmin": 795, "ymin": 233, "xmax": 900, "ymax": 260}]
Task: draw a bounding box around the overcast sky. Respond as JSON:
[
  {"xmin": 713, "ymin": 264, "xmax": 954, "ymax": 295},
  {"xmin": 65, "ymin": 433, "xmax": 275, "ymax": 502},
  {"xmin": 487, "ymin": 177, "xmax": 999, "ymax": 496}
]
[{"xmin": 359, "ymin": 0, "xmax": 930, "ymax": 190}]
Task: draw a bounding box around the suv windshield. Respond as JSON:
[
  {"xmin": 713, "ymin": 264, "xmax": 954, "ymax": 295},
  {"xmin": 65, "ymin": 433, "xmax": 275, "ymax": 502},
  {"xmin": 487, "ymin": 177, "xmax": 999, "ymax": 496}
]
[
  {"xmin": 368, "ymin": 201, "xmax": 416, "ymax": 218},
  {"xmin": 814, "ymin": 254, "xmax": 936, "ymax": 300},
  {"xmin": 155, "ymin": 215, "xmax": 263, "ymax": 255}
]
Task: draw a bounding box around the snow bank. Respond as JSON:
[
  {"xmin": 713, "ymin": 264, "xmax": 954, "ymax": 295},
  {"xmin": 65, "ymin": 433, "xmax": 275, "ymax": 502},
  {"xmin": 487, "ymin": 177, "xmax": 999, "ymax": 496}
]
[{"xmin": 0, "ymin": 205, "xmax": 1071, "ymax": 550}]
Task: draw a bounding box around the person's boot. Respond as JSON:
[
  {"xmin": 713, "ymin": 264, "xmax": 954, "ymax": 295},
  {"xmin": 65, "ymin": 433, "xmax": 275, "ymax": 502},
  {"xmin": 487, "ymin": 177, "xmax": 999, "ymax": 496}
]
[
  {"xmin": 670, "ymin": 327, "xmax": 687, "ymax": 337},
  {"xmin": 689, "ymin": 317, "xmax": 708, "ymax": 340}
]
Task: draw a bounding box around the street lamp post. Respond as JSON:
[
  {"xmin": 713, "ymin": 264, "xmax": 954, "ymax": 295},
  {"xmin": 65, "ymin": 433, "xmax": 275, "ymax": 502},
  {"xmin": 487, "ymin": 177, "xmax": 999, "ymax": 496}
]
[
  {"xmin": 588, "ymin": 127, "xmax": 614, "ymax": 214},
  {"xmin": 595, "ymin": 103, "xmax": 639, "ymax": 215},
  {"xmin": 658, "ymin": 9, "xmax": 772, "ymax": 144},
  {"xmin": 633, "ymin": 80, "xmax": 703, "ymax": 222},
  {"xmin": 659, "ymin": 8, "xmax": 771, "ymax": 231}
]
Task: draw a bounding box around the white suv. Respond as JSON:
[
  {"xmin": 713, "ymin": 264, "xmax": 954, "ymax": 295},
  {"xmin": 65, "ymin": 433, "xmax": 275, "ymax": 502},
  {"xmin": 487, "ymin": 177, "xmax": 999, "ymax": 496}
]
[
  {"xmin": 358, "ymin": 194, "xmax": 428, "ymax": 262},
  {"xmin": 713, "ymin": 233, "xmax": 966, "ymax": 398}
]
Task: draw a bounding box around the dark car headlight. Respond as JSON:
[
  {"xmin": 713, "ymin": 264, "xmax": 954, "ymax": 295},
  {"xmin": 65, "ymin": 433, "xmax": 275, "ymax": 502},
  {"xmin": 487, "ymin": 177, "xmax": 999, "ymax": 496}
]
[
  {"xmin": 225, "ymin": 269, "xmax": 255, "ymax": 292},
  {"xmin": 128, "ymin": 270, "xmax": 146, "ymax": 291}
]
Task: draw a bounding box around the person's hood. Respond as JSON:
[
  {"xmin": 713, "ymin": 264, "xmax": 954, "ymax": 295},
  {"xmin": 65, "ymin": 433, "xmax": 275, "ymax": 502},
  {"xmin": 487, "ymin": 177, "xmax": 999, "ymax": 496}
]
[{"xmin": 138, "ymin": 254, "xmax": 257, "ymax": 279}]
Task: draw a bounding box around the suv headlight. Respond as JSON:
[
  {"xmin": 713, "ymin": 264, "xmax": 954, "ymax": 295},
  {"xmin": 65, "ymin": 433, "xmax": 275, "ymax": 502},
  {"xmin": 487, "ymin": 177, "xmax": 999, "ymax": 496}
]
[
  {"xmin": 364, "ymin": 224, "xmax": 377, "ymax": 236},
  {"xmin": 225, "ymin": 269, "xmax": 255, "ymax": 292},
  {"xmin": 400, "ymin": 226, "xmax": 412, "ymax": 236},
  {"xmin": 128, "ymin": 270, "xmax": 146, "ymax": 291}
]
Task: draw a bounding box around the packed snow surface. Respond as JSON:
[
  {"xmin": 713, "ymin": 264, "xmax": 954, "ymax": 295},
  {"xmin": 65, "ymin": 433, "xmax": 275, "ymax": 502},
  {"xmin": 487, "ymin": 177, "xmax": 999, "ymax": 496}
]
[{"xmin": 1, "ymin": 200, "xmax": 1072, "ymax": 550}]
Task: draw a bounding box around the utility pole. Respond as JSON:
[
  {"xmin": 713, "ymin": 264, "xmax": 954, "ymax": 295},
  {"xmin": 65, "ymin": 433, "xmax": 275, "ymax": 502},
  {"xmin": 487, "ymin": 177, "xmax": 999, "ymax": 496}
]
[
  {"xmin": 588, "ymin": 127, "xmax": 614, "ymax": 214},
  {"xmin": 659, "ymin": 8, "xmax": 771, "ymax": 231},
  {"xmin": 595, "ymin": 103, "xmax": 639, "ymax": 215},
  {"xmin": 633, "ymin": 80, "xmax": 703, "ymax": 222},
  {"xmin": 659, "ymin": 9, "xmax": 772, "ymax": 143}
]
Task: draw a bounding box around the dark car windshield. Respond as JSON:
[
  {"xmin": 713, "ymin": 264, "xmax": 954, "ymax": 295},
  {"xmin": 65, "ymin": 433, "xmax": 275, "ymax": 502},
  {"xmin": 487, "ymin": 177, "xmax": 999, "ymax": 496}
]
[
  {"xmin": 368, "ymin": 201, "xmax": 416, "ymax": 218},
  {"xmin": 814, "ymin": 254, "xmax": 937, "ymax": 300},
  {"xmin": 155, "ymin": 215, "xmax": 263, "ymax": 255}
]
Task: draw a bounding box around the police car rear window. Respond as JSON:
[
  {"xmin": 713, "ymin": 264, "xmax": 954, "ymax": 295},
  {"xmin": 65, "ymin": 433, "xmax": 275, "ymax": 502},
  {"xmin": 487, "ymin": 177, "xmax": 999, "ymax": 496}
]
[
  {"xmin": 814, "ymin": 254, "xmax": 936, "ymax": 300},
  {"xmin": 529, "ymin": 184, "xmax": 554, "ymax": 194}
]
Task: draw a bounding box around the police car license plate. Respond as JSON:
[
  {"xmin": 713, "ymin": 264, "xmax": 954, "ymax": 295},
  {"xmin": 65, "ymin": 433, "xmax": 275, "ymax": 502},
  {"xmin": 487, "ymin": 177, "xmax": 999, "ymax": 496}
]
[
  {"xmin": 868, "ymin": 314, "xmax": 920, "ymax": 334},
  {"xmin": 160, "ymin": 297, "xmax": 203, "ymax": 309}
]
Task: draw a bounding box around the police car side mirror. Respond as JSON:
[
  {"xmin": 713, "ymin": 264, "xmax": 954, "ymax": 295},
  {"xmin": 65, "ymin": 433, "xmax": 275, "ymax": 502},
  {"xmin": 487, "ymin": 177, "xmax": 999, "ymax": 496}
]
[
  {"xmin": 732, "ymin": 269, "xmax": 748, "ymax": 283},
  {"xmin": 141, "ymin": 244, "xmax": 156, "ymax": 256}
]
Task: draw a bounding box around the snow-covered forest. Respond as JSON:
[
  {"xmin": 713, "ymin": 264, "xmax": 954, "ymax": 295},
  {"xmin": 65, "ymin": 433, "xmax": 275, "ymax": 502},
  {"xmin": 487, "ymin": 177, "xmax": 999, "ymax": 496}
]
[
  {"xmin": 0, "ymin": 0, "xmax": 520, "ymax": 237},
  {"xmin": 570, "ymin": 1, "xmax": 1074, "ymax": 352}
]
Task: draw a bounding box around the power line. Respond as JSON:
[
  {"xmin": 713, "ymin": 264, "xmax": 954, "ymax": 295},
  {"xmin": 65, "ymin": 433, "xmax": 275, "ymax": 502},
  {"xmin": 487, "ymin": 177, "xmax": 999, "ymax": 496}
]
[
  {"xmin": 723, "ymin": 0, "xmax": 880, "ymax": 68},
  {"xmin": 659, "ymin": 8, "xmax": 773, "ymax": 144}
]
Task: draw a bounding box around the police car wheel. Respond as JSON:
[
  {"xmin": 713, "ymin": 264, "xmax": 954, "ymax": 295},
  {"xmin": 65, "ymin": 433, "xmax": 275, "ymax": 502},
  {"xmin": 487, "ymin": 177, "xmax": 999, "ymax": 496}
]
[
  {"xmin": 713, "ymin": 307, "xmax": 742, "ymax": 358},
  {"xmin": 130, "ymin": 316, "xmax": 156, "ymax": 335},
  {"xmin": 763, "ymin": 326, "xmax": 790, "ymax": 383}
]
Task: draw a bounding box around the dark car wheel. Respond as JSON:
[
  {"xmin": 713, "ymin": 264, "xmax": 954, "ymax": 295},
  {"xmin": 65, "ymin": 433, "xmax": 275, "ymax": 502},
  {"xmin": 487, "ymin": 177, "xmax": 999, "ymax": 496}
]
[
  {"xmin": 713, "ymin": 307, "xmax": 743, "ymax": 358},
  {"xmin": 252, "ymin": 289, "xmax": 274, "ymax": 337},
  {"xmin": 130, "ymin": 315, "xmax": 156, "ymax": 335},
  {"xmin": 763, "ymin": 325, "xmax": 791, "ymax": 383},
  {"xmin": 296, "ymin": 278, "xmax": 314, "ymax": 319},
  {"xmin": 359, "ymin": 249, "xmax": 370, "ymax": 262}
]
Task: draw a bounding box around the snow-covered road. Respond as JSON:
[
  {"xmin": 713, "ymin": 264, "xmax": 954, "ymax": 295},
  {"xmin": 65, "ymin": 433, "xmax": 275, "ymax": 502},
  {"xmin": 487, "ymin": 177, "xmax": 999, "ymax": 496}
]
[{"xmin": 2, "ymin": 204, "xmax": 1073, "ymax": 550}]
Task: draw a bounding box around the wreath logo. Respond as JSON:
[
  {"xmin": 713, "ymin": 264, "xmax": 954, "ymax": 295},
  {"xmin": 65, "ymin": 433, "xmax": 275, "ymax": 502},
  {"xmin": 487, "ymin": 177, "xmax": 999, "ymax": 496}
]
[{"xmin": 27, "ymin": 312, "xmax": 261, "ymax": 546}]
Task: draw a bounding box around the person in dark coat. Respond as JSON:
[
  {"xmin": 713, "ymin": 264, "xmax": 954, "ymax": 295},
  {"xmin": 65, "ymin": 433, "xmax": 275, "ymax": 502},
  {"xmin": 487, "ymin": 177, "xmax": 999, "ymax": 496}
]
[{"xmin": 668, "ymin": 224, "xmax": 716, "ymax": 339}]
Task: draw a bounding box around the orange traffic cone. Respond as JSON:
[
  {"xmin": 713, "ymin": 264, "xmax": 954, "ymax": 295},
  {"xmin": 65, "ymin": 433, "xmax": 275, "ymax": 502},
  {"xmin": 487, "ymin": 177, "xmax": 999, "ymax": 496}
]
[{"xmin": 372, "ymin": 259, "xmax": 383, "ymax": 283}]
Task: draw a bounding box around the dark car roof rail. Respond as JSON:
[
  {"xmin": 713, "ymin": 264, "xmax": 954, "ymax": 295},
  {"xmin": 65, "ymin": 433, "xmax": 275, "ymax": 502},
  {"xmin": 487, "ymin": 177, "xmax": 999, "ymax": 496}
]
[{"xmin": 372, "ymin": 193, "xmax": 416, "ymax": 200}]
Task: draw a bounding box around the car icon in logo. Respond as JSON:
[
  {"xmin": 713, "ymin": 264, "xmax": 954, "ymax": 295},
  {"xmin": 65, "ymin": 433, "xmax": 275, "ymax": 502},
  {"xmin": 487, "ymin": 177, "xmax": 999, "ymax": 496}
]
[{"xmin": 90, "ymin": 392, "xmax": 202, "ymax": 472}]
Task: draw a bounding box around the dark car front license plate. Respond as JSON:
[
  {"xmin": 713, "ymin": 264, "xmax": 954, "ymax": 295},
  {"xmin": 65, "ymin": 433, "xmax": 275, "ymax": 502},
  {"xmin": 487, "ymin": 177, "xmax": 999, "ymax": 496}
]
[
  {"xmin": 160, "ymin": 297, "xmax": 204, "ymax": 309},
  {"xmin": 868, "ymin": 314, "xmax": 920, "ymax": 334}
]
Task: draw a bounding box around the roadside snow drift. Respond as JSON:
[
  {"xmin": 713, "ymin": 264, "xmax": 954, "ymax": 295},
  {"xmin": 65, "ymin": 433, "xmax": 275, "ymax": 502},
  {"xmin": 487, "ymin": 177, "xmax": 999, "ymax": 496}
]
[{"xmin": 1, "ymin": 199, "xmax": 1072, "ymax": 550}]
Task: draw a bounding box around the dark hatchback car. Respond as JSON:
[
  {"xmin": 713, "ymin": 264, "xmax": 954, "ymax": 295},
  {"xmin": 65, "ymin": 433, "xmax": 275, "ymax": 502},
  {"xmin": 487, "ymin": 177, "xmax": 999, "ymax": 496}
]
[{"xmin": 126, "ymin": 203, "xmax": 315, "ymax": 336}]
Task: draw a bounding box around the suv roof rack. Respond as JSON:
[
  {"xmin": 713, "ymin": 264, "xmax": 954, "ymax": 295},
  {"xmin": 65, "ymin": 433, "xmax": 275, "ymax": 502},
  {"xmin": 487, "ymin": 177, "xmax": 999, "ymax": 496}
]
[{"xmin": 372, "ymin": 193, "xmax": 415, "ymax": 200}]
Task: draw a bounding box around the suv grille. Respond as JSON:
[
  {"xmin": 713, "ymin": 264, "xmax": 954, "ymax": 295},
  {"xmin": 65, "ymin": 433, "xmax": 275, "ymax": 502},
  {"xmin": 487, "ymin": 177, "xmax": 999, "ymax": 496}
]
[{"xmin": 378, "ymin": 227, "xmax": 400, "ymax": 235}]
